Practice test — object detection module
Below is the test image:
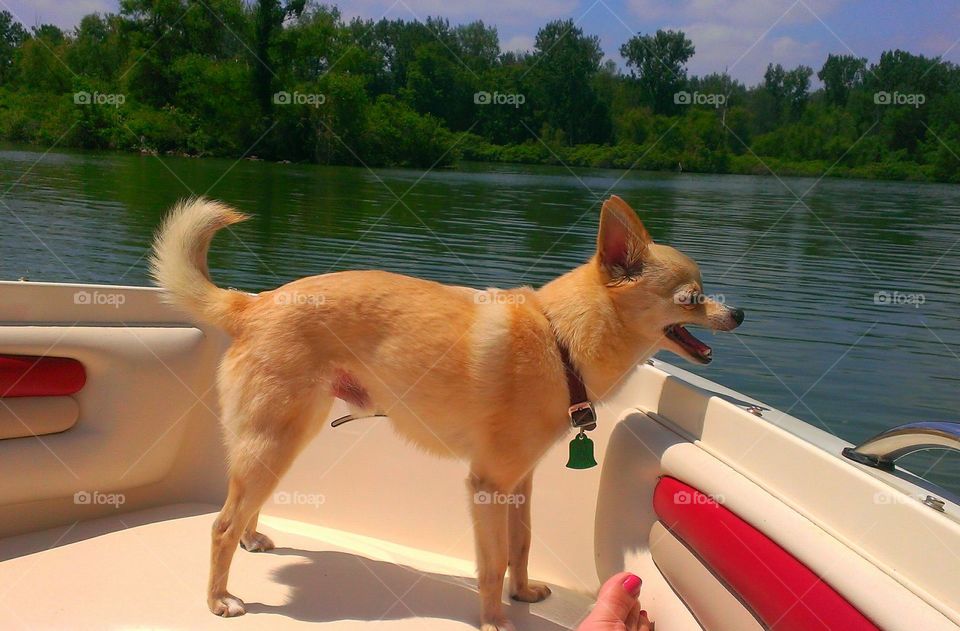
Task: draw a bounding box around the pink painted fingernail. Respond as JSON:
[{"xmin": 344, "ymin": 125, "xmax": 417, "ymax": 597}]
[{"xmin": 622, "ymin": 574, "xmax": 642, "ymax": 597}]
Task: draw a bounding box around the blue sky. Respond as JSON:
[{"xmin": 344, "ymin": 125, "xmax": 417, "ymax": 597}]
[{"xmin": 6, "ymin": 0, "xmax": 960, "ymax": 86}]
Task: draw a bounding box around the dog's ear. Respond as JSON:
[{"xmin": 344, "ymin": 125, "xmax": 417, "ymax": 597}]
[{"xmin": 597, "ymin": 195, "xmax": 652, "ymax": 280}]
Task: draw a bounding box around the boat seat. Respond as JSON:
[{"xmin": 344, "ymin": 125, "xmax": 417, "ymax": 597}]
[
  {"xmin": 0, "ymin": 503, "xmax": 595, "ymax": 630},
  {"xmin": 652, "ymin": 477, "xmax": 878, "ymax": 631}
]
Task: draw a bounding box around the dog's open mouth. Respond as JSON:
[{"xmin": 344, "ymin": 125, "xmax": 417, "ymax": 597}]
[{"xmin": 665, "ymin": 324, "xmax": 713, "ymax": 364}]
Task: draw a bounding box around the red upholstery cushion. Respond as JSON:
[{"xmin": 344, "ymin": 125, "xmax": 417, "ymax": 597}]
[
  {"xmin": 0, "ymin": 355, "xmax": 86, "ymax": 397},
  {"xmin": 654, "ymin": 476, "xmax": 878, "ymax": 631}
]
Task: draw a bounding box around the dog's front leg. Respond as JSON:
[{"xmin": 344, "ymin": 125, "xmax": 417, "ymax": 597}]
[
  {"xmin": 468, "ymin": 474, "xmax": 513, "ymax": 631},
  {"xmin": 507, "ymin": 474, "xmax": 551, "ymax": 603}
]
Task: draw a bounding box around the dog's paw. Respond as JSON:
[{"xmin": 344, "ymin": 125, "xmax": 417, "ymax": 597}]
[
  {"xmin": 510, "ymin": 582, "xmax": 552, "ymax": 603},
  {"xmin": 239, "ymin": 531, "xmax": 275, "ymax": 552},
  {"xmin": 209, "ymin": 593, "xmax": 246, "ymax": 617},
  {"xmin": 480, "ymin": 617, "xmax": 516, "ymax": 631}
]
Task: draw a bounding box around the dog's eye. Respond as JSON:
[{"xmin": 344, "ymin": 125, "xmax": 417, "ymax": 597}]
[
  {"xmin": 678, "ymin": 291, "xmax": 700, "ymax": 309},
  {"xmin": 673, "ymin": 291, "xmax": 699, "ymax": 309}
]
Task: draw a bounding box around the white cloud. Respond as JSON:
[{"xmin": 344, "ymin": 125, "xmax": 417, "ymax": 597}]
[
  {"xmin": 501, "ymin": 34, "xmax": 536, "ymax": 53},
  {"xmin": 625, "ymin": 0, "xmax": 842, "ymax": 83}
]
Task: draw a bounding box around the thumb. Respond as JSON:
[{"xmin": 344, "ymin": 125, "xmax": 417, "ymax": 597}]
[{"xmin": 591, "ymin": 572, "xmax": 642, "ymax": 623}]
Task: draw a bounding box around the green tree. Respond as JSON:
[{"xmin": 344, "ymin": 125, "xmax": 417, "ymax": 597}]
[
  {"xmin": 474, "ymin": 55, "xmax": 535, "ymax": 144},
  {"xmin": 455, "ymin": 21, "xmax": 500, "ymax": 72},
  {"xmin": 928, "ymin": 123, "xmax": 960, "ymax": 182},
  {"xmin": 867, "ymin": 50, "xmax": 949, "ymax": 154},
  {"xmin": 530, "ymin": 19, "xmax": 609, "ymax": 144},
  {"xmin": 32, "ymin": 24, "xmax": 65, "ymax": 45},
  {"xmin": 16, "ymin": 26, "xmax": 71, "ymax": 93},
  {"xmin": 365, "ymin": 18, "xmax": 440, "ymax": 94},
  {"xmin": 253, "ymin": 0, "xmax": 306, "ymax": 114},
  {"xmin": 173, "ymin": 53, "xmax": 258, "ymax": 153},
  {"xmin": 764, "ymin": 63, "xmax": 812, "ymax": 122},
  {"xmin": 404, "ymin": 40, "xmax": 475, "ymax": 130},
  {"xmin": 620, "ymin": 29, "xmax": 694, "ymax": 115},
  {"xmin": 68, "ymin": 14, "xmax": 130, "ymax": 82},
  {"xmin": 784, "ymin": 65, "xmax": 813, "ymax": 120},
  {"xmin": 366, "ymin": 94, "xmax": 458, "ymax": 167},
  {"xmin": 119, "ymin": 0, "xmax": 247, "ymax": 106},
  {"xmin": 0, "ymin": 11, "xmax": 27, "ymax": 84},
  {"xmin": 818, "ymin": 54, "xmax": 866, "ymax": 107},
  {"xmin": 0, "ymin": 2, "xmax": 959, "ymax": 182}
]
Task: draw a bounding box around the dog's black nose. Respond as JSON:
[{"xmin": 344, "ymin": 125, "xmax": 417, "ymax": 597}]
[{"xmin": 731, "ymin": 307, "xmax": 745, "ymax": 326}]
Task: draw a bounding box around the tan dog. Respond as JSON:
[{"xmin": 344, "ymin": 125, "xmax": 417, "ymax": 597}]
[{"xmin": 150, "ymin": 194, "xmax": 743, "ymax": 630}]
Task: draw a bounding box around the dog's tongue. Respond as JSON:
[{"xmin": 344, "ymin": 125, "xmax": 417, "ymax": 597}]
[{"xmin": 669, "ymin": 325, "xmax": 712, "ymax": 362}]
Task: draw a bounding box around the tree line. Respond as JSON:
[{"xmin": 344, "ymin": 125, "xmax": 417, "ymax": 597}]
[{"xmin": 0, "ymin": 0, "xmax": 958, "ymax": 182}]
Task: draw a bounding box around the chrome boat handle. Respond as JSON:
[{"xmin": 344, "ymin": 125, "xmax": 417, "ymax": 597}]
[{"xmin": 842, "ymin": 422, "xmax": 960, "ymax": 470}]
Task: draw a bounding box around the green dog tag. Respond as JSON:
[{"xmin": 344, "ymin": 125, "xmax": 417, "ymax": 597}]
[{"xmin": 566, "ymin": 430, "xmax": 597, "ymax": 469}]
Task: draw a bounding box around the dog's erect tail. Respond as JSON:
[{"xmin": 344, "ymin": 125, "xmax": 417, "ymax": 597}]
[{"xmin": 150, "ymin": 197, "xmax": 252, "ymax": 333}]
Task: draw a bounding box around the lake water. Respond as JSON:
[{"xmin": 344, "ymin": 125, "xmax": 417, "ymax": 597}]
[{"xmin": 1, "ymin": 145, "xmax": 959, "ymax": 492}]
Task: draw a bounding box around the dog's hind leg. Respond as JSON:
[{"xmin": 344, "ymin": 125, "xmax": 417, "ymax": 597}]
[
  {"xmin": 508, "ymin": 473, "xmax": 551, "ymax": 603},
  {"xmin": 207, "ymin": 385, "xmax": 332, "ymax": 617},
  {"xmin": 240, "ymin": 383, "xmax": 332, "ymax": 554}
]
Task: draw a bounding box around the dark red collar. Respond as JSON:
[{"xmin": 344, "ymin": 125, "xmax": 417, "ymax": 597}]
[{"xmin": 556, "ymin": 340, "xmax": 597, "ymax": 431}]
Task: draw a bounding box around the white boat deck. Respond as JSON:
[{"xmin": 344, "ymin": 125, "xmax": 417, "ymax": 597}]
[{"xmin": 0, "ymin": 503, "xmax": 594, "ymax": 630}]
